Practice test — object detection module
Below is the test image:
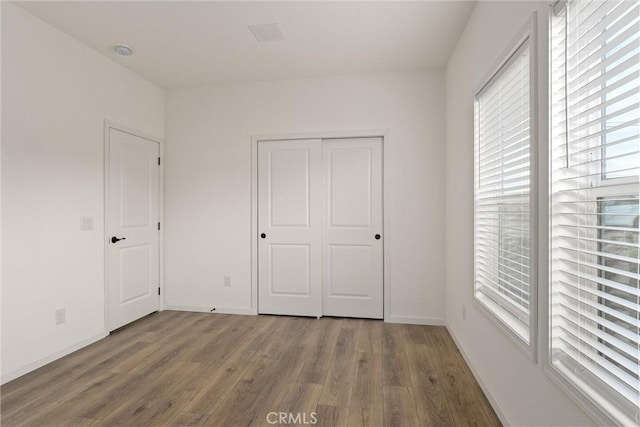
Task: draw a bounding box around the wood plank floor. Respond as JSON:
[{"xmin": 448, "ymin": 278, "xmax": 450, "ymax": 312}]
[{"xmin": 1, "ymin": 311, "xmax": 501, "ymax": 427}]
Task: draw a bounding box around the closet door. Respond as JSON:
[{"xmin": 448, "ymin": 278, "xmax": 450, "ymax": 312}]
[
  {"xmin": 258, "ymin": 140, "xmax": 322, "ymax": 317},
  {"xmin": 322, "ymin": 138, "xmax": 383, "ymax": 319}
]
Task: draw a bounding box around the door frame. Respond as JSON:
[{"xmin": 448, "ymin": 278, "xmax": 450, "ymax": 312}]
[
  {"xmin": 103, "ymin": 120, "xmax": 164, "ymax": 333},
  {"xmin": 250, "ymin": 130, "xmax": 391, "ymax": 321}
]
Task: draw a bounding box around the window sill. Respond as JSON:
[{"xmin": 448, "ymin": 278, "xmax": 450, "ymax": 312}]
[
  {"xmin": 473, "ymin": 293, "xmax": 537, "ymax": 362},
  {"xmin": 543, "ymin": 356, "xmax": 639, "ymax": 426}
]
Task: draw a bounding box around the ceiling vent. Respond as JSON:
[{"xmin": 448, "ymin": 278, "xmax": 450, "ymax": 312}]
[{"xmin": 248, "ymin": 23, "xmax": 285, "ymax": 42}]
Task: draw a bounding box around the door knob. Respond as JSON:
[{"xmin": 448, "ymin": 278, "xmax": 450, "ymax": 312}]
[
  {"xmin": 375, "ymin": 234, "xmax": 381, "ymax": 240},
  {"xmin": 111, "ymin": 236, "xmax": 126, "ymax": 243},
  {"xmin": 260, "ymin": 233, "xmax": 266, "ymax": 239}
]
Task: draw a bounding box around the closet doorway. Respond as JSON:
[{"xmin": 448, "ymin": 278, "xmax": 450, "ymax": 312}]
[{"xmin": 256, "ymin": 136, "xmax": 384, "ymax": 319}]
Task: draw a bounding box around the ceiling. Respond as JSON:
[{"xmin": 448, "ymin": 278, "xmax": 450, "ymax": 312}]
[{"xmin": 15, "ymin": 1, "xmax": 476, "ymax": 89}]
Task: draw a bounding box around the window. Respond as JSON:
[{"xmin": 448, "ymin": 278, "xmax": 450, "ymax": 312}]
[
  {"xmin": 474, "ymin": 17, "xmax": 537, "ymax": 356},
  {"xmin": 550, "ymin": 0, "xmax": 639, "ymax": 424}
]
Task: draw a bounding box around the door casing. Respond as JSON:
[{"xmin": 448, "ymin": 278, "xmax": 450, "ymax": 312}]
[
  {"xmin": 103, "ymin": 121, "xmax": 164, "ymax": 333},
  {"xmin": 251, "ymin": 130, "xmax": 391, "ymax": 321}
]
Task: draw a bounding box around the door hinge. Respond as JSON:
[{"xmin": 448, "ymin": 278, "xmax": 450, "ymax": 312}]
[
  {"xmin": 158, "ymin": 222, "xmax": 161, "ymax": 230},
  {"xmin": 158, "ymin": 157, "xmax": 161, "ymax": 166},
  {"xmin": 158, "ymin": 287, "xmax": 161, "ymax": 295}
]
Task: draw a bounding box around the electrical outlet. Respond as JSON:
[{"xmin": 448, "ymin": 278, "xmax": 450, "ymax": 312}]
[
  {"xmin": 56, "ymin": 309, "xmax": 66, "ymax": 325},
  {"xmin": 224, "ymin": 275, "xmax": 231, "ymax": 287},
  {"xmin": 462, "ymin": 305, "xmax": 467, "ymax": 321}
]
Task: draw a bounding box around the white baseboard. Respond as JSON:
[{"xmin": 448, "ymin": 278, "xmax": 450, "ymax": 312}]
[
  {"xmin": 446, "ymin": 325, "xmax": 512, "ymax": 427},
  {"xmin": 1, "ymin": 332, "xmax": 107, "ymax": 385},
  {"xmin": 386, "ymin": 315, "xmax": 446, "ymax": 326},
  {"xmin": 163, "ymin": 304, "xmax": 254, "ymax": 316}
]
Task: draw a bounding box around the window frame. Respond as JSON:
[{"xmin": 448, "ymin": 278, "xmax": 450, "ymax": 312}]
[
  {"xmin": 473, "ymin": 13, "xmax": 539, "ymax": 361},
  {"xmin": 545, "ymin": 1, "xmax": 640, "ymax": 425}
]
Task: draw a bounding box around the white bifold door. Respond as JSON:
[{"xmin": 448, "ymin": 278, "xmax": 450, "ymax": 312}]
[
  {"xmin": 107, "ymin": 128, "xmax": 160, "ymax": 331},
  {"xmin": 258, "ymin": 137, "xmax": 383, "ymax": 319}
]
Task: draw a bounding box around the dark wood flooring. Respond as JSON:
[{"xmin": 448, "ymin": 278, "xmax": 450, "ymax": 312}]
[{"xmin": 1, "ymin": 311, "xmax": 501, "ymax": 426}]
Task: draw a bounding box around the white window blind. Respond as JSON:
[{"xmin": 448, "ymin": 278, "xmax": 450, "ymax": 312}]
[
  {"xmin": 474, "ymin": 31, "xmax": 535, "ymax": 350},
  {"xmin": 550, "ymin": 0, "xmax": 639, "ymax": 424}
]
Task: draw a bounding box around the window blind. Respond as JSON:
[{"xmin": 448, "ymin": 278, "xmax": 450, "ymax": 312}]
[
  {"xmin": 550, "ymin": 0, "xmax": 639, "ymax": 424},
  {"xmin": 474, "ymin": 37, "xmax": 533, "ymax": 346}
]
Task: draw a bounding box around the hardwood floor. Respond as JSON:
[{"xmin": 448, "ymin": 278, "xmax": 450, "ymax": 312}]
[{"xmin": 1, "ymin": 311, "xmax": 501, "ymax": 427}]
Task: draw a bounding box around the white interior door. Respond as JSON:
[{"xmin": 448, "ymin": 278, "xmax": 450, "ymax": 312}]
[
  {"xmin": 258, "ymin": 139, "xmax": 322, "ymax": 317},
  {"xmin": 322, "ymin": 138, "xmax": 383, "ymax": 319},
  {"xmin": 107, "ymin": 127, "xmax": 160, "ymax": 331}
]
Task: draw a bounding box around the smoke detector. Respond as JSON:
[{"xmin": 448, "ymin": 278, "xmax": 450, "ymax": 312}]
[{"xmin": 248, "ymin": 23, "xmax": 285, "ymax": 42}]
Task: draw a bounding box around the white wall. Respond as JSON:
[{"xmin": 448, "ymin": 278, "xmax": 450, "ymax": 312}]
[
  {"xmin": 164, "ymin": 71, "xmax": 446, "ymax": 322},
  {"xmin": 445, "ymin": 2, "xmax": 594, "ymax": 425},
  {"xmin": 1, "ymin": 3, "xmax": 164, "ymax": 382}
]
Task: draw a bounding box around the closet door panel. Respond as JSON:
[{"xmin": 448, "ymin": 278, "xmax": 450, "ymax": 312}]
[
  {"xmin": 258, "ymin": 139, "xmax": 322, "ymax": 317},
  {"xmin": 322, "ymin": 138, "xmax": 383, "ymax": 319}
]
